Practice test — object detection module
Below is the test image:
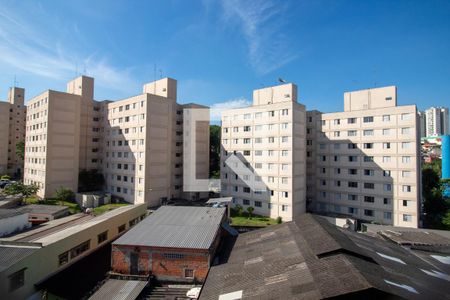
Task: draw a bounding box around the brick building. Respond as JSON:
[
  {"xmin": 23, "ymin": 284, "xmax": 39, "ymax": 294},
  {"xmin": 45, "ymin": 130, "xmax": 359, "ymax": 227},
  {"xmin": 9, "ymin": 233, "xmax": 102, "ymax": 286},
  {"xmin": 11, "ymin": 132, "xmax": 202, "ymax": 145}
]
[{"xmin": 111, "ymin": 206, "xmax": 227, "ymax": 283}]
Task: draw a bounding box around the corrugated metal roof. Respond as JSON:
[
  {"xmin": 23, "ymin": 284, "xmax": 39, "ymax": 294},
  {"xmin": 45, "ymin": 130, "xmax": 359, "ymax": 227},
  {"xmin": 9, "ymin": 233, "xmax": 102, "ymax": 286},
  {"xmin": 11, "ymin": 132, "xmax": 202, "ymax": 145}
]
[
  {"xmin": 0, "ymin": 208, "xmax": 26, "ymax": 219},
  {"xmin": 0, "ymin": 246, "xmax": 39, "ymax": 273},
  {"xmin": 88, "ymin": 279, "xmax": 147, "ymax": 300},
  {"xmin": 113, "ymin": 206, "xmax": 226, "ymax": 249}
]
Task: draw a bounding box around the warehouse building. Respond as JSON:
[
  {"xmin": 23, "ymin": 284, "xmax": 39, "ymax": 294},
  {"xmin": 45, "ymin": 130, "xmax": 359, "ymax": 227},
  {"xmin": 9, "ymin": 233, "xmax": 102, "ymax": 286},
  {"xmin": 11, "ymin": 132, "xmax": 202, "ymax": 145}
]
[{"xmin": 111, "ymin": 206, "xmax": 227, "ymax": 283}]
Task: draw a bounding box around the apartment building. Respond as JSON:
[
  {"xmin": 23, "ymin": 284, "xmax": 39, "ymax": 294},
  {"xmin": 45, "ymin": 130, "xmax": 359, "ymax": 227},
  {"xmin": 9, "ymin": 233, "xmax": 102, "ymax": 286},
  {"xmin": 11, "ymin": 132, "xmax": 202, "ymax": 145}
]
[
  {"xmin": 0, "ymin": 87, "xmax": 26, "ymax": 177},
  {"xmin": 424, "ymin": 106, "xmax": 449, "ymax": 137},
  {"xmin": 24, "ymin": 76, "xmax": 209, "ymax": 206},
  {"xmin": 306, "ymin": 86, "xmax": 420, "ymax": 228},
  {"xmin": 220, "ymin": 83, "xmax": 307, "ymax": 221}
]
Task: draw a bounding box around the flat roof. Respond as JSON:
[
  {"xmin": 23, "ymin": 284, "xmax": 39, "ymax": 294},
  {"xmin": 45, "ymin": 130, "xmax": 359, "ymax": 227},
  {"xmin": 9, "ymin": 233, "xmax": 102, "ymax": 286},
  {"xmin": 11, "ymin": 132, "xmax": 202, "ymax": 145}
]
[
  {"xmin": 114, "ymin": 206, "xmax": 226, "ymax": 250},
  {"xmin": 88, "ymin": 279, "xmax": 147, "ymax": 300},
  {"xmin": 0, "ymin": 208, "xmax": 26, "ymax": 219},
  {"xmin": 21, "ymin": 204, "xmax": 69, "ymax": 215}
]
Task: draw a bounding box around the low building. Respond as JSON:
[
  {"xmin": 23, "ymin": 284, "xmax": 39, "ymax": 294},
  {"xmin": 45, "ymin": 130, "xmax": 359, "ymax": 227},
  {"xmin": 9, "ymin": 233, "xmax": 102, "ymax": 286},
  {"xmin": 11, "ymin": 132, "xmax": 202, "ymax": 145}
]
[
  {"xmin": 22, "ymin": 204, "xmax": 70, "ymax": 224},
  {"xmin": 200, "ymin": 214, "xmax": 450, "ymax": 299},
  {"xmin": 0, "ymin": 209, "xmax": 30, "ymax": 237},
  {"xmin": 111, "ymin": 206, "xmax": 227, "ymax": 283},
  {"xmin": 0, "ymin": 204, "xmax": 147, "ymax": 299}
]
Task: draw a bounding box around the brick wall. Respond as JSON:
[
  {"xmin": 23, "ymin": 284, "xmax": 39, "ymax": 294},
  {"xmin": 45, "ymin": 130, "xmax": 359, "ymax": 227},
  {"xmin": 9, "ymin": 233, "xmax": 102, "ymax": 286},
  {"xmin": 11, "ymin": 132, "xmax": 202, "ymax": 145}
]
[{"xmin": 111, "ymin": 245, "xmax": 210, "ymax": 282}]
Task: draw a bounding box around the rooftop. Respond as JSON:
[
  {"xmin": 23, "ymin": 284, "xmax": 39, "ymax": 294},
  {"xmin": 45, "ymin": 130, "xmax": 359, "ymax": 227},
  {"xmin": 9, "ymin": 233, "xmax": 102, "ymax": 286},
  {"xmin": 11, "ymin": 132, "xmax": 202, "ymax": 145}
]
[
  {"xmin": 200, "ymin": 214, "xmax": 450, "ymax": 300},
  {"xmin": 88, "ymin": 279, "xmax": 147, "ymax": 300},
  {"xmin": 0, "ymin": 208, "xmax": 27, "ymax": 219},
  {"xmin": 113, "ymin": 206, "xmax": 226, "ymax": 250},
  {"xmin": 20, "ymin": 204, "xmax": 69, "ymax": 215},
  {"xmin": 0, "ymin": 244, "xmax": 40, "ymax": 273}
]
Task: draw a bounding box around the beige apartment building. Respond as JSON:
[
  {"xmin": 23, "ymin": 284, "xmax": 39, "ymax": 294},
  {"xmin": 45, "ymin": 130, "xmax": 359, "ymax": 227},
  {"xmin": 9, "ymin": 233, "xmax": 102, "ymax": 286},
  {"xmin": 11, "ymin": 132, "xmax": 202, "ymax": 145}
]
[
  {"xmin": 24, "ymin": 76, "xmax": 209, "ymax": 206},
  {"xmin": 220, "ymin": 83, "xmax": 307, "ymax": 221},
  {"xmin": 0, "ymin": 87, "xmax": 26, "ymax": 177},
  {"xmin": 306, "ymin": 86, "xmax": 420, "ymax": 228}
]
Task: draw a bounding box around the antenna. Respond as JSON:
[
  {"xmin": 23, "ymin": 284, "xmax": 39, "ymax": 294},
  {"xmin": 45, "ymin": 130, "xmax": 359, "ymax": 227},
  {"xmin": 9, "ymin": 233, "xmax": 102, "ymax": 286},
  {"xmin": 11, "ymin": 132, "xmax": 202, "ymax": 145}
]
[
  {"xmin": 75, "ymin": 62, "xmax": 79, "ymax": 77},
  {"xmin": 13, "ymin": 75, "xmax": 17, "ymax": 87},
  {"xmin": 159, "ymin": 69, "xmax": 163, "ymax": 79},
  {"xmin": 83, "ymin": 63, "xmax": 87, "ymax": 75}
]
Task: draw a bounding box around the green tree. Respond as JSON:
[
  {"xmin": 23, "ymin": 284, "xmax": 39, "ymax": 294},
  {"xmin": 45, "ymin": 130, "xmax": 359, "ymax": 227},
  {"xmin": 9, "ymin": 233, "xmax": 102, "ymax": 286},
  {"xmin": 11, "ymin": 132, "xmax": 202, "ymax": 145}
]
[
  {"xmin": 15, "ymin": 140, "xmax": 25, "ymax": 161},
  {"xmin": 276, "ymin": 216, "xmax": 282, "ymax": 224},
  {"xmin": 1, "ymin": 175, "xmax": 11, "ymax": 180},
  {"xmin": 234, "ymin": 204, "xmax": 243, "ymax": 216},
  {"xmin": 209, "ymin": 125, "xmax": 221, "ymax": 179},
  {"xmin": 4, "ymin": 182, "xmax": 39, "ymax": 200},
  {"xmin": 55, "ymin": 187, "xmax": 75, "ymax": 202},
  {"xmin": 422, "ymin": 166, "xmax": 450, "ymax": 229},
  {"xmin": 443, "ymin": 211, "xmax": 450, "ymax": 230},
  {"xmin": 247, "ymin": 206, "xmax": 254, "ymax": 219}
]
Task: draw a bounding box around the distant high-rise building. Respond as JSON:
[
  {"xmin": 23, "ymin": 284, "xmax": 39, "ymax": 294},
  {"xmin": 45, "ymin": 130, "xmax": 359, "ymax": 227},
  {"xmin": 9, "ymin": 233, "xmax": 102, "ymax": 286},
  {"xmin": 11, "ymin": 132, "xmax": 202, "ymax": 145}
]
[
  {"xmin": 0, "ymin": 87, "xmax": 26, "ymax": 177},
  {"xmin": 424, "ymin": 106, "xmax": 449, "ymax": 137},
  {"xmin": 418, "ymin": 111, "xmax": 426, "ymax": 138}
]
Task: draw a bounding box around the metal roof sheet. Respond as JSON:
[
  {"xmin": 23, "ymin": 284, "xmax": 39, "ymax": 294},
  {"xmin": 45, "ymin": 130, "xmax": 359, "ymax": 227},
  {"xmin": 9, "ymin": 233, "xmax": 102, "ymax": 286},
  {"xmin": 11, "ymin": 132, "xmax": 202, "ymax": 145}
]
[
  {"xmin": 113, "ymin": 206, "xmax": 226, "ymax": 249},
  {"xmin": 0, "ymin": 246, "xmax": 39, "ymax": 273},
  {"xmin": 88, "ymin": 279, "xmax": 147, "ymax": 300}
]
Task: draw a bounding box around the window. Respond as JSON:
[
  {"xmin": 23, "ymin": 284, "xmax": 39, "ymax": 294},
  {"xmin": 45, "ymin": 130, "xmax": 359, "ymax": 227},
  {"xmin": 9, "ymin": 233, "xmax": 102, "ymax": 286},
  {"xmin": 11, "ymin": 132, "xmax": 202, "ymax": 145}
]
[
  {"xmin": 268, "ymin": 137, "xmax": 275, "ymax": 143},
  {"xmin": 282, "ymin": 136, "xmax": 288, "ymax": 143},
  {"xmin": 383, "ymin": 142, "xmax": 391, "ymax": 149},
  {"xmin": 364, "ymin": 182, "xmax": 375, "ymax": 189},
  {"xmin": 243, "ymin": 187, "xmax": 251, "ymax": 193},
  {"xmin": 363, "ymin": 143, "xmax": 373, "ymax": 149},
  {"xmin": 334, "ymin": 131, "xmax": 340, "ymax": 137},
  {"xmin": 255, "ymin": 150, "xmax": 262, "ymax": 156},
  {"xmin": 244, "ymin": 126, "xmax": 251, "ymax": 132},
  {"xmin": 383, "ymin": 170, "xmax": 391, "ymax": 177},
  {"xmin": 403, "ymin": 200, "xmax": 410, "ymax": 207},
  {"xmin": 384, "ymin": 212, "xmax": 392, "ymax": 219},
  {"xmin": 281, "ymin": 205, "xmax": 288, "ymax": 212},
  {"xmin": 243, "ymin": 138, "xmax": 251, "ymax": 144},
  {"xmin": 364, "ymin": 196, "xmax": 375, "ymax": 203},
  {"xmin": 348, "ymin": 182, "xmax": 358, "ymax": 188},
  {"xmin": 268, "ymin": 111, "xmax": 275, "ymax": 117},
  {"xmin": 402, "ymin": 156, "xmax": 411, "ymax": 163},
  {"xmin": 363, "ymin": 129, "xmax": 374, "ymax": 136},
  {"xmin": 243, "ymin": 199, "xmax": 250, "ymax": 205},
  {"xmin": 401, "ymin": 127, "xmax": 410, "ymax": 134},
  {"xmin": 402, "ymin": 142, "xmax": 411, "ymax": 149},
  {"xmin": 244, "ymin": 113, "xmax": 251, "ymax": 119},
  {"xmin": 384, "ymin": 184, "xmax": 392, "ymax": 191},
  {"xmin": 282, "ymin": 150, "xmax": 288, "ymax": 156},
  {"xmin": 164, "ymin": 253, "xmax": 185, "ymax": 259},
  {"xmin": 334, "ymin": 143, "xmax": 340, "ymax": 150},
  {"xmin": 348, "ymin": 156, "xmax": 357, "ymax": 162},
  {"xmin": 243, "ymin": 150, "xmax": 251, "ymax": 156},
  {"xmin": 382, "ymin": 156, "xmax": 391, "ymax": 163},
  {"xmin": 348, "ymin": 194, "xmax": 357, "ymax": 201},
  {"xmin": 184, "ymin": 269, "xmax": 194, "ymax": 278},
  {"xmin": 255, "ymin": 201, "xmax": 262, "ymax": 207},
  {"xmin": 402, "ymin": 185, "xmax": 412, "ymax": 192},
  {"xmin": 8, "ymin": 269, "xmax": 25, "ymax": 292},
  {"xmin": 383, "ymin": 129, "xmax": 391, "ymax": 135},
  {"xmin": 402, "ymin": 171, "xmax": 411, "ymax": 178},
  {"xmin": 364, "ymin": 209, "xmax": 374, "ymax": 217},
  {"xmin": 382, "ymin": 115, "xmax": 390, "ymax": 122},
  {"xmin": 347, "ymin": 130, "xmax": 357, "ymax": 136},
  {"xmin": 333, "ymin": 119, "xmax": 340, "ymax": 125},
  {"xmin": 364, "ymin": 169, "xmax": 374, "ymax": 176},
  {"xmin": 59, "ymin": 251, "xmax": 69, "ymax": 266},
  {"xmin": 403, "ymin": 214, "xmax": 412, "ymax": 222},
  {"xmin": 348, "ymin": 207, "xmax": 358, "ymax": 214},
  {"xmin": 347, "ymin": 117, "xmax": 357, "ymax": 124},
  {"xmin": 401, "ymin": 113, "xmax": 412, "ymax": 120},
  {"xmin": 118, "ymin": 224, "xmax": 126, "ymax": 233},
  {"xmin": 348, "ymin": 143, "xmax": 357, "ymax": 149},
  {"xmin": 98, "ymin": 231, "xmax": 108, "ymax": 244},
  {"xmin": 383, "ymin": 198, "xmax": 392, "ymax": 205},
  {"xmin": 255, "ymin": 112, "xmax": 262, "ymax": 118},
  {"xmin": 70, "ymin": 240, "xmax": 90, "ymax": 259},
  {"xmin": 363, "ymin": 116, "xmax": 374, "ymax": 123},
  {"xmin": 348, "ymin": 169, "xmax": 357, "ymax": 175},
  {"xmin": 281, "ymin": 109, "xmax": 289, "ymax": 116}
]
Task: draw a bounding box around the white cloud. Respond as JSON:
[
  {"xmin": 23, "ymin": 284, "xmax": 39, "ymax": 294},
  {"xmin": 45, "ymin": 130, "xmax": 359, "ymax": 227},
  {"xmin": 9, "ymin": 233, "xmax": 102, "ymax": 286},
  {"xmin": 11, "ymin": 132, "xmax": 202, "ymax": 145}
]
[
  {"xmin": 0, "ymin": 6, "xmax": 138, "ymax": 95},
  {"xmin": 210, "ymin": 97, "xmax": 251, "ymax": 121},
  {"xmin": 220, "ymin": 0, "xmax": 297, "ymax": 75}
]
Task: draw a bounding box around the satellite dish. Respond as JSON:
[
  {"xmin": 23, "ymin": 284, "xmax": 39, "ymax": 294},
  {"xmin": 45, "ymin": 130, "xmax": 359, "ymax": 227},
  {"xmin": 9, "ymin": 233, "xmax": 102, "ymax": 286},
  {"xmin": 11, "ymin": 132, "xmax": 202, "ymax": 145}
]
[{"xmin": 278, "ymin": 78, "xmax": 287, "ymax": 83}]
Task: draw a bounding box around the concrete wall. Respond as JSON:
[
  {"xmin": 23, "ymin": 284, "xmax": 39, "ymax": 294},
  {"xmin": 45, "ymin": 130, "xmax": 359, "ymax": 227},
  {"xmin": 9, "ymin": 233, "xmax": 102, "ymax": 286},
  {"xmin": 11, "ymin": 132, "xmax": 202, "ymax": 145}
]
[{"xmin": 0, "ymin": 213, "xmax": 30, "ymax": 237}]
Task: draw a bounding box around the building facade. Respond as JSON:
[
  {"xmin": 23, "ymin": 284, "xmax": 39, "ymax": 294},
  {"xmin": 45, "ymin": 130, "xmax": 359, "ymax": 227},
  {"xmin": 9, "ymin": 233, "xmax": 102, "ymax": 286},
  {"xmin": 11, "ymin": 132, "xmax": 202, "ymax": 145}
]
[
  {"xmin": 220, "ymin": 83, "xmax": 307, "ymax": 222},
  {"xmin": 24, "ymin": 76, "xmax": 209, "ymax": 206},
  {"xmin": 307, "ymin": 86, "xmax": 420, "ymax": 227},
  {"xmin": 424, "ymin": 106, "xmax": 449, "ymax": 137},
  {"xmin": 0, "ymin": 87, "xmax": 26, "ymax": 177}
]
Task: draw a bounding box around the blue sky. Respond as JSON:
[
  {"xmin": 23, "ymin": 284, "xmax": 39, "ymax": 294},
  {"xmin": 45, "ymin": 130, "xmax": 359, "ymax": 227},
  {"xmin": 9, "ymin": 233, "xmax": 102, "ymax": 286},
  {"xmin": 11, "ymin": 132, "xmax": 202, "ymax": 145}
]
[{"xmin": 0, "ymin": 0, "xmax": 449, "ymax": 114}]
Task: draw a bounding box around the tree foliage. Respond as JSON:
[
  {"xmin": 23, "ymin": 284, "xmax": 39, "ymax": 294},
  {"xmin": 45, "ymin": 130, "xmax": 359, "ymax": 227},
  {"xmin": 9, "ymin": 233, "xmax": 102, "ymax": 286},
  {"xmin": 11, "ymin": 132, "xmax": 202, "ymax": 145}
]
[
  {"xmin": 15, "ymin": 140, "xmax": 25, "ymax": 161},
  {"xmin": 1, "ymin": 175, "xmax": 11, "ymax": 180},
  {"xmin": 55, "ymin": 187, "xmax": 75, "ymax": 202},
  {"xmin": 210, "ymin": 125, "xmax": 221, "ymax": 179},
  {"xmin": 247, "ymin": 206, "xmax": 254, "ymax": 219},
  {"xmin": 4, "ymin": 182, "xmax": 38, "ymax": 198},
  {"xmin": 422, "ymin": 161, "xmax": 450, "ymax": 229}
]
